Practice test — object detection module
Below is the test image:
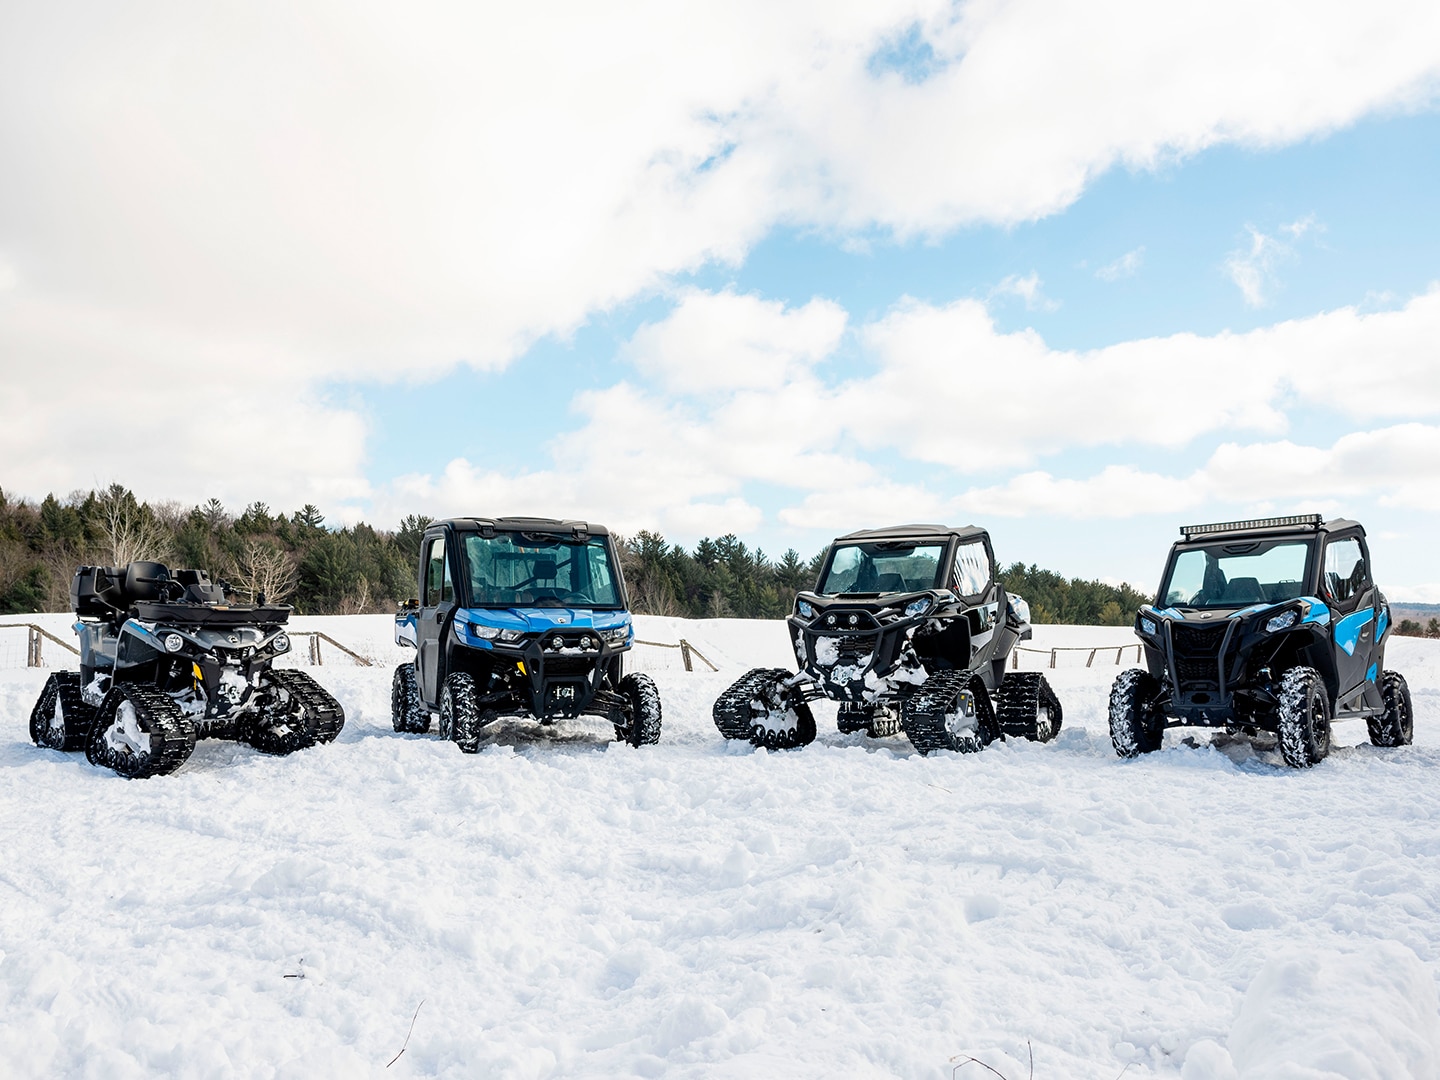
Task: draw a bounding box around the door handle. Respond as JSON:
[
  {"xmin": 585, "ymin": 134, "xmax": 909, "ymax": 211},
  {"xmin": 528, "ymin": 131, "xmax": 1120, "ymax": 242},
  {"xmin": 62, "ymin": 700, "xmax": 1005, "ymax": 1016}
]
[{"xmin": 433, "ymin": 610, "xmax": 445, "ymax": 624}]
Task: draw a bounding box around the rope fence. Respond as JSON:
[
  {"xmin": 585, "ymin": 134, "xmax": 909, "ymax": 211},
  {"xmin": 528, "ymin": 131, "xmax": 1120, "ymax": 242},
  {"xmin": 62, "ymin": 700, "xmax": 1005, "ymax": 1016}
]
[
  {"xmin": 287, "ymin": 631, "xmax": 374, "ymax": 667},
  {"xmin": 633, "ymin": 638, "xmax": 719, "ymax": 672},
  {"xmin": 1012, "ymin": 643, "xmax": 1143, "ymax": 669},
  {"xmin": 0, "ymin": 623, "xmax": 80, "ymax": 669}
]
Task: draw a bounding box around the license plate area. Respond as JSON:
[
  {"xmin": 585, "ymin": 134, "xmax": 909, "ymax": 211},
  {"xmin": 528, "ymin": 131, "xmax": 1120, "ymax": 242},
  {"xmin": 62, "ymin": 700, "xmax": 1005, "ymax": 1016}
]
[{"xmin": 545, "ymin": 680, "xmax": 584, "ymax": 717}]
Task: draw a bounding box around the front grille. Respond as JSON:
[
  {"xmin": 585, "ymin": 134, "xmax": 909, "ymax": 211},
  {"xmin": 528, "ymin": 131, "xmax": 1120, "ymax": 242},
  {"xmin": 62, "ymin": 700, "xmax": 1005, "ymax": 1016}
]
[
  {"xmin": 1171, "ymin": 623, "xmax": 1225, "ymax": 689},
  {"xmin": 807, "ymin": 631, "xmax": 877, "ymax": 671},
  {"xmin": 543, "ymin": 656, "xmax": 597, "ymax": 677}
]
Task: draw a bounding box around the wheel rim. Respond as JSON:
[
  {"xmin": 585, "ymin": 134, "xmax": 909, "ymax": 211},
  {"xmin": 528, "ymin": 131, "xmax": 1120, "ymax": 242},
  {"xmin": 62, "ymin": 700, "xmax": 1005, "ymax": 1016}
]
[
  {"xmin": 105, "ymin": 700, "xmax": 151, "ymax": 756},
  {"xmin": 1036, "ymin": 705, "xmax": 1054, "ymax": 740},
  {"xmin": 49, "ymin": 695, "xmax": 66, "ymax": 740},
  {"xmin": 944, "ymin": 708, "xmax": 975, "ymax": 738}
]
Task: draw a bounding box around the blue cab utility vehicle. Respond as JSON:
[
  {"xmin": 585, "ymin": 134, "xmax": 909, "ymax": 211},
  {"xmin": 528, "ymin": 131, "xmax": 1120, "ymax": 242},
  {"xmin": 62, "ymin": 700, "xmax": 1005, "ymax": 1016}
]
[
  {"xmin": 392, "ymin": 517, "xmax": 660, "ymax": 750},
  {"xmin": 1110, "ymin": 514, "xmax": 1413, "ymax": 767}
]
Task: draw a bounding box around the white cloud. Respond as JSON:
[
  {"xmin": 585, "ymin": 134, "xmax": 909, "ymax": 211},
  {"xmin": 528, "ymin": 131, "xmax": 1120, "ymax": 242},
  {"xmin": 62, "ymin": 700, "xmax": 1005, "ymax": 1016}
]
[
  {"xmin": 1224, "ymin": 216, "xmax": 1323, "ymax": 306},
  {"xmin": 927, "ymin": 423, "xmax": 1440, "ymax": 521},
  {"xmin": 624, "ymin": 289, "xmax": 847, "ymax": 394},
  {"xmin": 1225, "ymin": 226, "xmax": 1292, "ymax": 307},
  {"xmin": 0, "ymin": 298, "xmax": 370, "ymax": 512},
  {"xmin": 988, "ymin": 272, "xmax": 1060, "ymax": 312},
  {"xmin": 1095, "ymin": 247, "xmax": 1144, "ymax": 281}
]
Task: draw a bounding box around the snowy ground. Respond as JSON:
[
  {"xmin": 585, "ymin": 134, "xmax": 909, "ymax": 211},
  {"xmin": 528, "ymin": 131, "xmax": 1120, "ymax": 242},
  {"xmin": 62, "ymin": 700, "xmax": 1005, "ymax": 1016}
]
[{"xmin": 2, "ymin": 616, "xmax": 1438, "ymax": 1079}]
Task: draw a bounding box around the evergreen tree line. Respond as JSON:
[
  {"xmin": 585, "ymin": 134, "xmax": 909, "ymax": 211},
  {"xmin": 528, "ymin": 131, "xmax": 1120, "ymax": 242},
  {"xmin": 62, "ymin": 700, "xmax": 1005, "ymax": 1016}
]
[
  {"xmin": 1396, "ymin": 618, "xmax": 1440, "ymax": 639},
  {"xmin": 2, "ymin": 485, "xmax": 1171, "ymax": 624}
]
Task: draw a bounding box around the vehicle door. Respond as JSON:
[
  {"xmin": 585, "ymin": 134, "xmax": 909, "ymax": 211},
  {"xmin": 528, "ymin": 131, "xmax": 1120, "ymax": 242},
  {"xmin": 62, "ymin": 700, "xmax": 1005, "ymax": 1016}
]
[
  {"xmin": 953, "ymin": 536, "xmax": 1001, "ymax": 660},
  {"xmin": 1321, "ymin": 533, "xmax": 1379, "ymax": 697},
  {"xmin": 416, "ymin": 533, "xmax": 456, "ymax": 707}
]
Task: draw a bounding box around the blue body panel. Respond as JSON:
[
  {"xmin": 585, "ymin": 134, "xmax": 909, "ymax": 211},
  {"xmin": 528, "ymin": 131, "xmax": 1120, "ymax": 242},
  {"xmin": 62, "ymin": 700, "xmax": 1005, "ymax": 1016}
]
[
  {"xmin": 1333, "ymin": 608, "xmax": 1374, "ymax": 656},
  {"xmin": 395, "ymin": 607, "xmax": 631, "ymax": 649}
]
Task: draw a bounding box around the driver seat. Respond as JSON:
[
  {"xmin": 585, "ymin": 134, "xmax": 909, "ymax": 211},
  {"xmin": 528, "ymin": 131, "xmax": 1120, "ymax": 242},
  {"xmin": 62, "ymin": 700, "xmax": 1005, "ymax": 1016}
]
[{"xmin": 123, "ymin": 561, "xmax": 172, "ymax": 603}]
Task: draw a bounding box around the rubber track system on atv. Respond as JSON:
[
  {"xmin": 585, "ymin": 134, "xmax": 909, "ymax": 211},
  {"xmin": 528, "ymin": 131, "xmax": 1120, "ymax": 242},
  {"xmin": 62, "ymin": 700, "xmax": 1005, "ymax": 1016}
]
[
  {"xmin": 713, "ymin": 667, "xmax": 787, "ymax": 740},
  {"xmin": 86, "ymin": 684, "xmax": 198, "ymax": 779},
  {"xmin": 901, "ymin": 668, "xmax": 997, "ymax": 755},
  {"xmin": 992, "ymin": 672, "xmax": 1063, "ymax": 741},
  {"xmin": 259, "ymin": 669, "xmax": 346, "ymax": 746},
  {"xmin": 30, "ymin": 671, "xmax": 93, "ymax": 751}
]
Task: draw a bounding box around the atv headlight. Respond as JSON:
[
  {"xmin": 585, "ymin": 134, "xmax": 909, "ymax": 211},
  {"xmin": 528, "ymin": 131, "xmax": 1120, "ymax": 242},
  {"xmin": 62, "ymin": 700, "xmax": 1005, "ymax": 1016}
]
[
  {"xmin": 905, "ymin": 597, "xmax": 933, "ymax": 617},
  {"xmin": 464, "ymin": 621, "xmax": 501, "ymax": 640},
  {"xmin": 498, "ymin": 629, "xmax": 525, "ymax": 643},
  {"xmin": 272, "ymin": 633, "xmax": 290, "ymax": 653},
  {"xmin": 1140, "ymin": 616, "xmax": 1157, "ymax": 637},
  {"xmin": 1266, "ymin": 610, "xmax": 1299, "ymax": 634},
  {"xmin": 601, "ymin": 625, "xmax": 629, "ymax": 644},
  {"xmin": 163, "ymin": 633, "xmax": 184, "ymax": 653},
  {"xmin": 796, "ymin": 599, "xmax": 815, "ymax": 619},
  {"xmin": 1008, "ymin": 595, "xmax": 1031, "ymax": 625}
]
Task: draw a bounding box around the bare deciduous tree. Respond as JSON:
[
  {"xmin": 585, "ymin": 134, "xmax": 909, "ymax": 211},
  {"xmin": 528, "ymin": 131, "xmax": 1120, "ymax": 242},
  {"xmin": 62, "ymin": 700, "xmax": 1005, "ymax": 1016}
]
[
  {"xmin": 92, "ymin": 484, "xmax": 172, "ymax": 567},
  {"xmin": 238, "ymin": 539, "xmax": 297, "ymax": 605},
  {"xmin": 338, "ymin": 576, "xmax": 373, "ymax": 615}
]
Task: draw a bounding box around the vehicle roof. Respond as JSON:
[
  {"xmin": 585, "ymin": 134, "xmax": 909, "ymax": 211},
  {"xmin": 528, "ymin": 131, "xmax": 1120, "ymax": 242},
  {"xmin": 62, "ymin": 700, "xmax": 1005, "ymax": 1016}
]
[
  {"xmin": 434, "ymin": 516, "xmax": 611, "ymax": 537},
  {"xmin": 1174, "ymin": 516, "xmax": 1363, "ymax": 545},
  {"xmin": 833, "ymin": 523, "xmax": 989, "ymax": 543}
]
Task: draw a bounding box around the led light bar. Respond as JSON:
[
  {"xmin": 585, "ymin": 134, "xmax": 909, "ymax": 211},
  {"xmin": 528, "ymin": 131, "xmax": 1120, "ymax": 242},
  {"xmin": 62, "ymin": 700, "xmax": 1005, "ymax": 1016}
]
[{"xmin": 1180, "ymin": 514, "xmax": 1323, "ymax": 539}]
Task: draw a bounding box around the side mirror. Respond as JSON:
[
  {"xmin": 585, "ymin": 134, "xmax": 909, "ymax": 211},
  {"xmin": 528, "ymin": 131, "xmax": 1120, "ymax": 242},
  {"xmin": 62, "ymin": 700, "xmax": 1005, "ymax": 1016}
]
[{"xmin": 400, "ymin": 598, "xmax": 419, "ymax": 613}]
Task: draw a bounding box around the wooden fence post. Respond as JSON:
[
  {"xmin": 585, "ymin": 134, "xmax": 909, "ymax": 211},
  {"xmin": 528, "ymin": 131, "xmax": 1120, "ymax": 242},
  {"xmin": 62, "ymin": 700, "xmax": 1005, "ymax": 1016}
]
[{"xmin": 310, "ymin": 635, "xmax": 323, "ymax": 666}]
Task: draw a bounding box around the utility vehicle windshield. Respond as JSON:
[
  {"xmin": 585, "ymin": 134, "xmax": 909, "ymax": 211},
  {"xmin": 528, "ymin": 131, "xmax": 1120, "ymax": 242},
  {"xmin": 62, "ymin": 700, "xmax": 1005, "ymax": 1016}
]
[
  {"xmin": 463, "ymin": 533, "xmax": 621, "ymax": 608},
  {"xmin": 1160, "ymin": 540, "xmax": 1312, "ymax": 609},
  {"xmin": 818, "ymin": 542, "xmax": 945, "ymax": 596}
]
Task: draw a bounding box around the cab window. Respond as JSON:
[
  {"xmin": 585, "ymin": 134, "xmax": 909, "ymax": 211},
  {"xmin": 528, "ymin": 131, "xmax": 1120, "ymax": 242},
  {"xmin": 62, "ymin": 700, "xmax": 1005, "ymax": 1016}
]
[
  {"xmin": 424, "ymin": 537, "xmax": 453, "ymax": 606},
  {"xmin": 953, "ymin": 540, "xmax": 991, "ymax": 597},
  {"xmin": 1322, "ymin": 538, "xmax": 1368, "ymax": 606}
]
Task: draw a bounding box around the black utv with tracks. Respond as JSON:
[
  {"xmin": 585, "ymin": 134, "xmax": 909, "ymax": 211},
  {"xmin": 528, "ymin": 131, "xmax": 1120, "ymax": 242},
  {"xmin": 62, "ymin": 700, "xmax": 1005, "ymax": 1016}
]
[
  {"xmin": 30, "ymin": 561, "xmax": 344, "ymax": 778},
  {"xmin": 712, "ymin": 524, "xmax": 1061, "ymax": 753},
  {"xmin": 392, "ymin": 517, "xmax": 660, "ymax": 751},
  {"xmin": 1109, "ymin": 514, "xmax": 1413, "ymax": 768}
]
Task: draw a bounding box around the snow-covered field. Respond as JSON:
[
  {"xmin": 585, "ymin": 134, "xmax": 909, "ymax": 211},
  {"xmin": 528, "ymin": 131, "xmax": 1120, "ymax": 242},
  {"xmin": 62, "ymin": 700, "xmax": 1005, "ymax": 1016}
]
[{"xmin": 2, "ymin": 616, "xmax": 1439, "ymax": 1079}]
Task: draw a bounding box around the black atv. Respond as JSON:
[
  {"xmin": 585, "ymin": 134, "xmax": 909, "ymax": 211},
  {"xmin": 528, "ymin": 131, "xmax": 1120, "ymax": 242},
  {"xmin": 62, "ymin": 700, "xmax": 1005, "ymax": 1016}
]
[
  {"xmin": 1109, "ymin": 514, "xmax": 1413, "ymax": 768},
  {"xmin": 712, "ymin": 524, "xmax": 1061, "ymax": 754},
  {"xmin": 392, "ymin": 517, "xmax": 660, "ymax": 751},
  {"xmin": 30, "ymin": 561, "xmax": 344, "ymax": 778}
]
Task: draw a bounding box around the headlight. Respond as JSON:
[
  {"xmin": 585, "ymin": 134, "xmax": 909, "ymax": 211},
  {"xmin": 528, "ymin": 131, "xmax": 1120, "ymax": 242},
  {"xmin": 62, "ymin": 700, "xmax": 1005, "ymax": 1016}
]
[
  {"xmin": 1139, "ymin": 617, "xmax": 1157, "ymax": 636},
  {"xmin": 905, "ymin": 597, "xmax": 932, "ymax": 617},
  {"xmin": 498, "ymin": 629, "xmax": 525, "ymax": 643},
  {"xmin": 1266, "ymin": 610, "xmax": 1299, "ymax": 634},
  {"xmin": 272, "ymin": 633, "xmax": 290, "ymax": 653},
  {"xmin": 796, "ymin": 599, "xmax": 815, "ymax": 619},
  {"xmin": 163, "ymin": 633, "xmax": 184, "ymax": 653},
  {"xmin": 464, "ymin": 621, "xmax": 501, "ymax": 640},
  {"xmin": 1009, "ymin": 595, "xmax": 1031, "ymax": 625},
  {"xmin": 601, "ymin": 625, "xmax": 629, "ymax": 644}
]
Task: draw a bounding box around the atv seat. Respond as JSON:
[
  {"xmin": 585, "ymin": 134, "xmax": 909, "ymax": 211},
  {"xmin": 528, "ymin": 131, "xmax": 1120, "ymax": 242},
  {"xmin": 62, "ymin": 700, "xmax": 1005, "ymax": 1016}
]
[
  {"xmin": 123, "ymin": 561, "xmax": 173, "ymax": 604},
  {"xmin": 875, "ymin": 573, "xmax": 906, "ymax": 593}
]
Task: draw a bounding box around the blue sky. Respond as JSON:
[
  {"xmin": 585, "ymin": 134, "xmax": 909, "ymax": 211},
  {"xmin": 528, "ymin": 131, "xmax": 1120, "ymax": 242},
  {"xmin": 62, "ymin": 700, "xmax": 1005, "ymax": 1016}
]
[{"xmin": 4, "ymin": 3, "xmax": 1440, "ymax": 595}]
